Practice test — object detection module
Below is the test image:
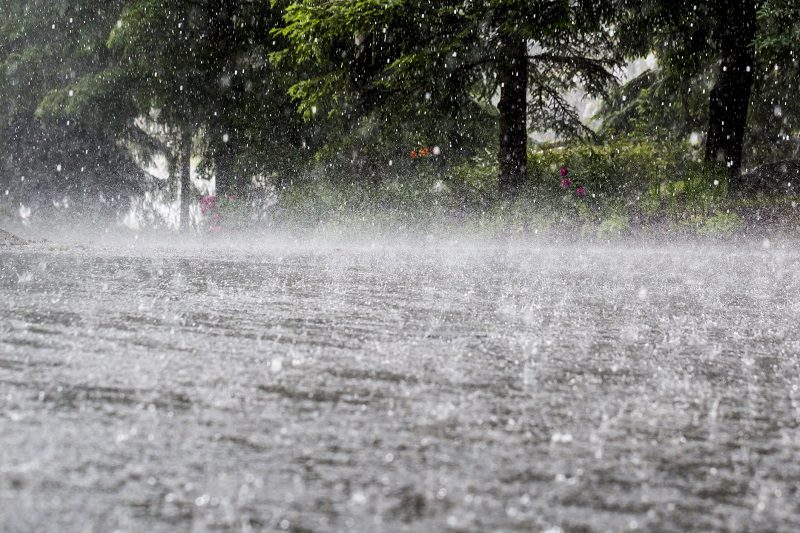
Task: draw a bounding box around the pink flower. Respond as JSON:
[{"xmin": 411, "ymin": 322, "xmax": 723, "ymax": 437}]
[
  {"xmin": 560, "ymin": 166, "xmax": 569, "ymax": 177},
  {"xmin": 576, "ymin": 186, "xmax": 587, "ymax": 198},
  {"xmin": 200, "ymin": 195, "xmax": 217, "ymax": 215},
  {"xmin": 561, "ymin": 178, "xmax": 572, "ymax": 189}
]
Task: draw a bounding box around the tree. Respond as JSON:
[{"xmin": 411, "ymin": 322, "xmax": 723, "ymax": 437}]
[
  {"xmin": 0, "ymin": 0, "xmax": 146, "ymax": 214},
  {"xmin": 703, "ymin": 0, "xmax": 758, "ymax": 181},
  {"xmin": 752, "ymin": 0, "xmax": 800, "ymax": 162},
  {"xmin": 104, "ymin": 0, "xmax": 315, "ymax": 202},
  {"xmin": 277, "ymin": 0, "xmax": 619, "ymax": 195},
  {"xmin": 601, "ymin": 0, "xmax": 799, "ymax": 187},
  {"xmin": 33, "ymin": 0, "xmax": 316, "ymax": 231}
]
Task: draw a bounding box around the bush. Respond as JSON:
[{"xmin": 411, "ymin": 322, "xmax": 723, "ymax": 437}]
[
  {"xmin": 263, "ymin": 139, "xmax": 742, "ymax": 237},
  {"xmin": 596, "ymin": 213, "xmax": 631, "ymax": 238},
  {"xmin": 699, "ymin": 212, "xmax": 744, "ymax": 236},
  {"xmin": 525, "ymin": 139, "xmax": 728, "ymax": 222},
  {"xmin": 446, "ymin": 148, "xmax": 499, "ymax": 207}
]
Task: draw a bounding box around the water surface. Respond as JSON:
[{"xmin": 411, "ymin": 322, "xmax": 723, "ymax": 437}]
[{"xmin": 1, "ymin": 239, "xmax": 799, "ymax": 532}]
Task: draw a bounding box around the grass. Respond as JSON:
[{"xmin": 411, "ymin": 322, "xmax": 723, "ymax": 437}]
[
  {"xmin": 233, "ymin": 172, "xmax": 799, "ymax": 240},
  {"xmin": 4, "ymin": 139, "xmax": 799, "ymax": 240}
]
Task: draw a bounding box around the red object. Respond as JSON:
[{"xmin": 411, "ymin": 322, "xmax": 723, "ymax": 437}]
[
  {"xmin": 561, "ymin": 178, "xmax": 572, "ymax": 189},
  {"xmin": 560, "ymin": 166, "xmax": 569, "ymax": 177},
  {"xmin": 576, "ymin": 186, "xmax": 587, "ymax": 197},
  {"xmin": 200, "ymin": 195, "xmax": 217, "ymax": 215}
]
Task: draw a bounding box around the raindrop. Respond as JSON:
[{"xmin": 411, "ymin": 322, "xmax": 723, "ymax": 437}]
[{"xmin": 551, "ymin": 432, "xmax": 573, "ymax": 444}]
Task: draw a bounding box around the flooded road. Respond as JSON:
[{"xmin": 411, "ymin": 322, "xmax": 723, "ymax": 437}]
[{"xmin": 1, "ymin": 239, "xmax": 799, "ymax": 532}]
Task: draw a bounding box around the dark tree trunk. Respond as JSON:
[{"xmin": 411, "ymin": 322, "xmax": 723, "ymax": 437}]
[
  {"xmin": 214, "ymin": 140, "xmax": 236, "ymax": 197},
  {"xmin": 206, "ymin": 0, "xmax": 239, "ymax": 198},
  {"xmin": 497, "ymin": 33, "xmax": 528, "ymax": 195},
  {"xmin": 167, "ymin": 151, "xmax": 179, "ymax": 202},
  {"xmin": 705, "ymin": 0, "xmax": 758, "ymax": 190},
  {"xmin": 179, "ymin": 129, "xmax": 192, "ymax": 232}
]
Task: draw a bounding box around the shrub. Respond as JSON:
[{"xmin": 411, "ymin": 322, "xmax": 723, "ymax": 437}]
[
  {"xmin": 526, "ymin": 139, "xmax": 727, "ymax": 221},
  {"xmin": 265, "ymin": 139, "xmax": 736, "ymax": 236},
  {"xmin": 596, "ymin": 213, "xmax": 632, "ymax": 238},
  {"xmin": 699, "ymin": 212, "xmax": 744, "ymax": 236}
]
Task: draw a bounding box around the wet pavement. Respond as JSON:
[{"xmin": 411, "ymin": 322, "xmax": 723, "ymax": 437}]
[{"xmin": 1, "ymin": 238, "xmax": 799, "ymax": 532}]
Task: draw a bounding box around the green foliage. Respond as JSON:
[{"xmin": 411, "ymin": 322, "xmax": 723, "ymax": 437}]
[
  {"xmin": 276, "ymin": 0, "xmax": 621, "ymax": 182},
  {"xmin": 599, "ymin": 0, "xmax": 800, "ymax": 166},
  {"xmin": 0, "ymin": 0, "xmax": 795, "ymax": 229},
  {"xmin": 749, "ymin": 0, "xmax": 800, "ymax": 163},
  {"xmin": 598, "ymin": 69, "xmax": 710, "ymax": 143},
  {"xmin": 100, "ymin": 0, "xmax": 316, "ymax": 190},
  {"xmin": 0, "ymin": 0, "xmax": 144, "ymax": 207},
  {"xmin": 757, "ymin": 0, "xmax": 800, "ymax": 51},
  {"xmin": 265, "ymin": 139, "xmax": 749, "ymax": 237},
  {"xmin": 447, "ymin": 149, "xmax": 500, "ymax": 206},
  {"xmin": 596, "ymin": 213, "xmax": 631, "ymax": 238},
  {"xmin": 699, "ymin": 211, "xmax": 744, "ymax": 236},
  {"xmin": 527, "ymin": 140, "xmax": 725, "ymax": 211}
]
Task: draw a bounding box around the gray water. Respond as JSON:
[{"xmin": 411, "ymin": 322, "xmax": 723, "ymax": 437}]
[{"xmin": 1, "ymin": 238, "xmax": 799, "ymax": 532}]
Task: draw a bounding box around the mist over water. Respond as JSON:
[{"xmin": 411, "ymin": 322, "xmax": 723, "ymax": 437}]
[{"xmin": 2, "ymin": 230, "xmax": 799, "ymax": 531}]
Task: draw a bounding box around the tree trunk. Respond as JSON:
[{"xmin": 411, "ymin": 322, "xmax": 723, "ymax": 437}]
[
  {"xmin": 179, "ymin": 129, "xmax": 192, "ymax": 232},
  {"xmin": 206, "ymin": 0, "xmax": 238, "ymax": 198},
  {"xmin": 497, "ymin": 33, "xmax": 528, "ymax": 195},
  {"xmin": 704, "ymin": 0, "xmax": 758, "ymax": 190},
  {"xmin": 214, "ymin": 140, "xmax": 236, "ymax": 197},
  {"xmin": 167, "ymin": 151, "xmax": 179, "ymax": 203}
]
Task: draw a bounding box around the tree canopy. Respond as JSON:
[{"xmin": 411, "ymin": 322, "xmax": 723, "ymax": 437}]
[
  {"xmin": 0, "ymin": 0, "xmax": 145, "ymax": 210},
  {"xmin": 599, "ymin": 0, "xmax": 800, "ymax": 178},
  {"xmin": 0, "ymin": 0, "xmax": 797, "ymax": 218},
  {"xmin": 276, "ymin": 0, "xmax": 620, "ymax": 191}
]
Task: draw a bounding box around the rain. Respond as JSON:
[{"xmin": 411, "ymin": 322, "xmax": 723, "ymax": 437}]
[{"xmin": 1, "ymin": 1, "xmax": 800, "ymax": 532}]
